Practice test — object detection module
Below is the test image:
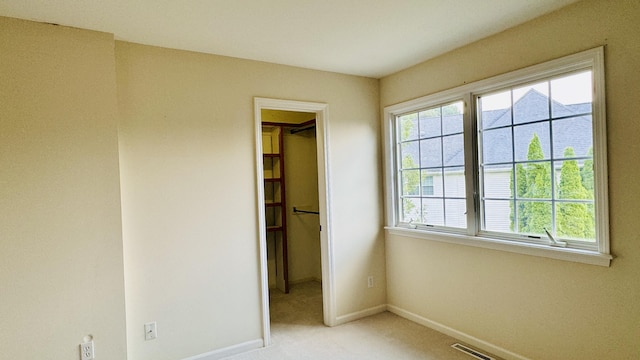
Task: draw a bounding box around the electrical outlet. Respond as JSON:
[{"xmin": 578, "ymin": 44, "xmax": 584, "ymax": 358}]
[
  {"xmin": 367, "ymin": 276, "xmax": 374, "ymax": 288},
  {"xmin": 145, "ymin": 322, "xmax": 157, "ymax": 341},
  {"xmin": 80, "ymin": 340, "xmax": 94, "ymax": 360}
]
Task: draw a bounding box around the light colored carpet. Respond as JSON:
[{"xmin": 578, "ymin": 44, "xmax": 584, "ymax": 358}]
[{"xmin": 224, "ymin": 281, "xmax": 501, "ymax": 360}]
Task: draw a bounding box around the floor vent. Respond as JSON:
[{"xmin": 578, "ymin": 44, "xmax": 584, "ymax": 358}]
[{"xmin": 451, "ymin": 343, "xmax": 495, "ymax": 360}]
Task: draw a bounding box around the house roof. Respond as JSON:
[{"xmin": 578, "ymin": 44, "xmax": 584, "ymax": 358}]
[
  {"xmin": 402, "ymin": 89, "xmax": 592, "ymax": 170},
  {"xmin": 481, "ymin": 89, "xmax": 592, "ymax": 166}
]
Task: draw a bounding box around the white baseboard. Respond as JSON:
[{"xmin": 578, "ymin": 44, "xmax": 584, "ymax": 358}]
[
  {"xmin": 387, "ymin": 305, "xmax": 530, "ymax": 360},
  {"xmin": 181, "ymin": 339, "xmax": 263, "ymax": 360},
  {"xmin": 334, "ymin": 304, "xmax": 387, "ymax": 326}
]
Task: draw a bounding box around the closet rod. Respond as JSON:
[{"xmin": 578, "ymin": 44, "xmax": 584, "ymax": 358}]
[
  {"xmin": 293, "ymin": 207, "xmax": 319, "ymax": 215},
  {"xmin": 290, "ymin": 125, "xmax": 315, "ymax": 134}
]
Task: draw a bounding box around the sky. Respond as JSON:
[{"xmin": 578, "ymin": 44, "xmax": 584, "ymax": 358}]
[{"xmin": 480, "ymin": 70, "xmax": 592, "ymax": 111}]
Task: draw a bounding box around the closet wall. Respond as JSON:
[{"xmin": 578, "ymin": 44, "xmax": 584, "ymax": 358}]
[{"xmin": 284, "ymin": 121, "xmax": 321, "ymax": 284}]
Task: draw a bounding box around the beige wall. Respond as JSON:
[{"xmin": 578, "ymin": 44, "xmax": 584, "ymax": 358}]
[
  {"xmin": 380, "ymin": 0, "xmax": 640, "ymax": 359},
  {"xmin": 0, "ymin": 17, "xmax": 127, "ymax": 359},
  {"xmin": 116, "ymin": 42, "xmax": 384, "ymax": 359},
  {"xmin": 9, "ymin": 2, "xmax": 630, "ymax": 359}
]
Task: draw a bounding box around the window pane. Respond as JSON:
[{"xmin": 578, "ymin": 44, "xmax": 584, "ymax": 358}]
[
  {"xmin": 420, "ymin": 138, "xmax": 442, "ymax": 167},
  {"xmin": 555, "ymin": 158, "xmax": 594, "ymax": 200},
  {"xmin": 558, "ymin": 202, "xmax": 596, "ymax": 239},
  {"xmin": 515, "ymin": 200, "xmax": 552, "ymax": 235},
  {"xmin": 551, "ymin": 71, "xmax": 592, "ymax": 118},
  {"xmin": 553, "ymin": 116, "xmax": 593, "ymax": 159},
  {"xmin": 400, "ymin": 141, "xmax": 419, "ymax": 168},
  {"xmin": 422, "ymin": 198, "xmax": 444, "ymax": 226},
  {"xmin": 514, "ymin": 163, "xmax": 527, "ymax": 198},
  {"xmin": 483, "ymin": 199, "xmax": 513, "ymax": 233},
  {"xmin": 444, "ymin": 167, "xmax": 465, "ymax": 197},
  {"xmin": 443, "ymin": 134, "xmax": 464, "ymax": 166},
  {"xmin": 519, "ymin": 162, "xmax": 552, "ymax": 199},
  {"xmin": 421, "ymin": 169, "xmax": 442, "ymax": 196},
  {"xmin": 396, "ymin": 101, "xmax": 467, "ymax": 231},
  {"xmin": 399, "ymin": 113, "xmax": 418, "ymax": 141},
  {"xmin": 556, "ymin": 202, "xmax": 595, "ymax": 241},
  {"xmin": 401, "ymin": 197, "xmax": 421, "ymax": 223},
  {"xmin": 480, "ymin": 91, "xmax": 511, "ymax": 129},
  {"xmin": 445, "ymin": 199, "xmax": 466, "ymax": 228},
  {"xmin": 442, "ymin": 102, "xmax": 463, "ymax": 135},
  {"xmin": 514, "ymin": 122, "xmax": 550, "ymax": 161},
  {"xmin": 513, "ymin": 81, "xmax": 549, "ymax": 124},
  {"xmin": 482, "ymin": 128, "xmax": 512, "ymax": 164},
  {"xmin": 482, "ymin": 164, "xmax": 512, "ymax": 199},
  {"xmin": 401, "ymin": 170, "xmax": 420, "ymax": 196},
  {"xmin": 419, "ymin": 108, "xmax": 441, "ymax": 139}
]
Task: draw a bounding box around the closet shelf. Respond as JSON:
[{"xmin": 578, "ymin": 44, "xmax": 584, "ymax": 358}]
[{"xmin": 262, "ymin": 123, "xmax": 289, "ymax": 293}]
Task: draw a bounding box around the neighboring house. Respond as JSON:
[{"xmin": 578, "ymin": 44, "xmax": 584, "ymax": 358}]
[{"xmin": 401, "ymin": 89, "xmax": 593, "ymax": 231}]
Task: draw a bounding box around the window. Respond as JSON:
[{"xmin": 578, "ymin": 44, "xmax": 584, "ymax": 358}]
[
  {"xmin": 383, "ymin": 48, "xmax": 611, "ymax": 266},
  {"xmin": 398, "ymin": 101, "xmax": 466, "ymax": 229}
]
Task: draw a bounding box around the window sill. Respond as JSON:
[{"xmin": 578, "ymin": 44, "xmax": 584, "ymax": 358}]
[{"xmin": 385, "ymin": 226, "xmax": 613, "ymax": 267}]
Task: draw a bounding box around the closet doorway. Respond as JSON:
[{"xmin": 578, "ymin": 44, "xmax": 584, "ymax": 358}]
[{"xmin": 254, "ymin": 98, "xmax": 335, "ymax": 346}]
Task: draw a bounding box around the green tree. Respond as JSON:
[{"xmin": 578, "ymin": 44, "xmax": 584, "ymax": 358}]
[
  {"xmin": 400, "ymin": 113, "xmax": 417, "ymax": 141},
  {"xmin": 580, "ymin": 147, "xmax": 594, "ymax": 196},
  {"xmin": 509, "ymin": 163, "xmax": 527, "ymax": 231},
  {"xmin": 520, "ymin": 134, "xmax": 552, "ymax": 234},
  {"xmin": 402, "ymin": 156, "xmax": 420, "ymax": 194},
  {"xmin": 400, "ymin": 115, "xmax": 420, "ymax": 219},
  {"xmin": 557, "ymin": 147, "xmax": 594, "ymax": 239}
]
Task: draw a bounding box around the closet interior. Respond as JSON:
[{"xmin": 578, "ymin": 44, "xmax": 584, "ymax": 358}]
[{"xmin": 261, "ymin": 110, "xmax": 321, "ymax": 295}]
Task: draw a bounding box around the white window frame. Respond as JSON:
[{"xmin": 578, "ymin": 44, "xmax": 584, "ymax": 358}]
[{"xmin": 383, "ymin": 47, "xmax": 612, "ymax": 266}]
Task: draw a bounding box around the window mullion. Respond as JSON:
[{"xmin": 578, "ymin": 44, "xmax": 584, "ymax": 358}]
[
  {"xmin": 439, "ymin": 108, "xmax": 446, "ymax": 227},
  {"xmin": 509, "ymin": 90, "xmax": 518, "ymax": 234},
  {"xmin": 395, "ymin": 121, "xmax": 404, "ymax": 225},
  {"xmin": 547, "ymin": 80, "xmax": 556, "ymax": 237},
  {"xmin": 417, "ymin": 113, "xmax": 423, "ymax": 224},
  {"xmin": 464, "ymin": 93, "xmax": 478, "ymax": 236}
]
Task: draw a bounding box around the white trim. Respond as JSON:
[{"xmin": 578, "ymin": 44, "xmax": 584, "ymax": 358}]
[
  {"xmin": 254, "ymin": 98, "xmax": 337, "ymax": 345},
  {"xmin": 180, "ymin": 339, "xmax": 263, "ymax": 360},
  {"xmin": 382, "ymin": 102, "xmax": 397, "ymax": 240},
  {"xmin": 254, "ymin": 101, "xmax": 271, "ymax": 346},
  {"xmin": 591, "ymin": 48, "xmax": 609, "ymax": 254},
  {"xmin": 382, "ymin": 47, "xmax": 611, "ymax": 266},
  {"xmin": 386, "ymin": 227, "xmax": 612, "ymax": 266},
  {"xmin": 387, "ymin": 305, "xmax": 531, "ymax": 360},
  {"xmin": 334, "ymin": 304, "xmax": 387, "ymax": 326}
]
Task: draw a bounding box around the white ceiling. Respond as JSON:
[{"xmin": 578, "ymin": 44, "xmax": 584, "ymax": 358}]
[{"xmin": 0, "ymin": 0, "xmax": 580, "ymax": 78}]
